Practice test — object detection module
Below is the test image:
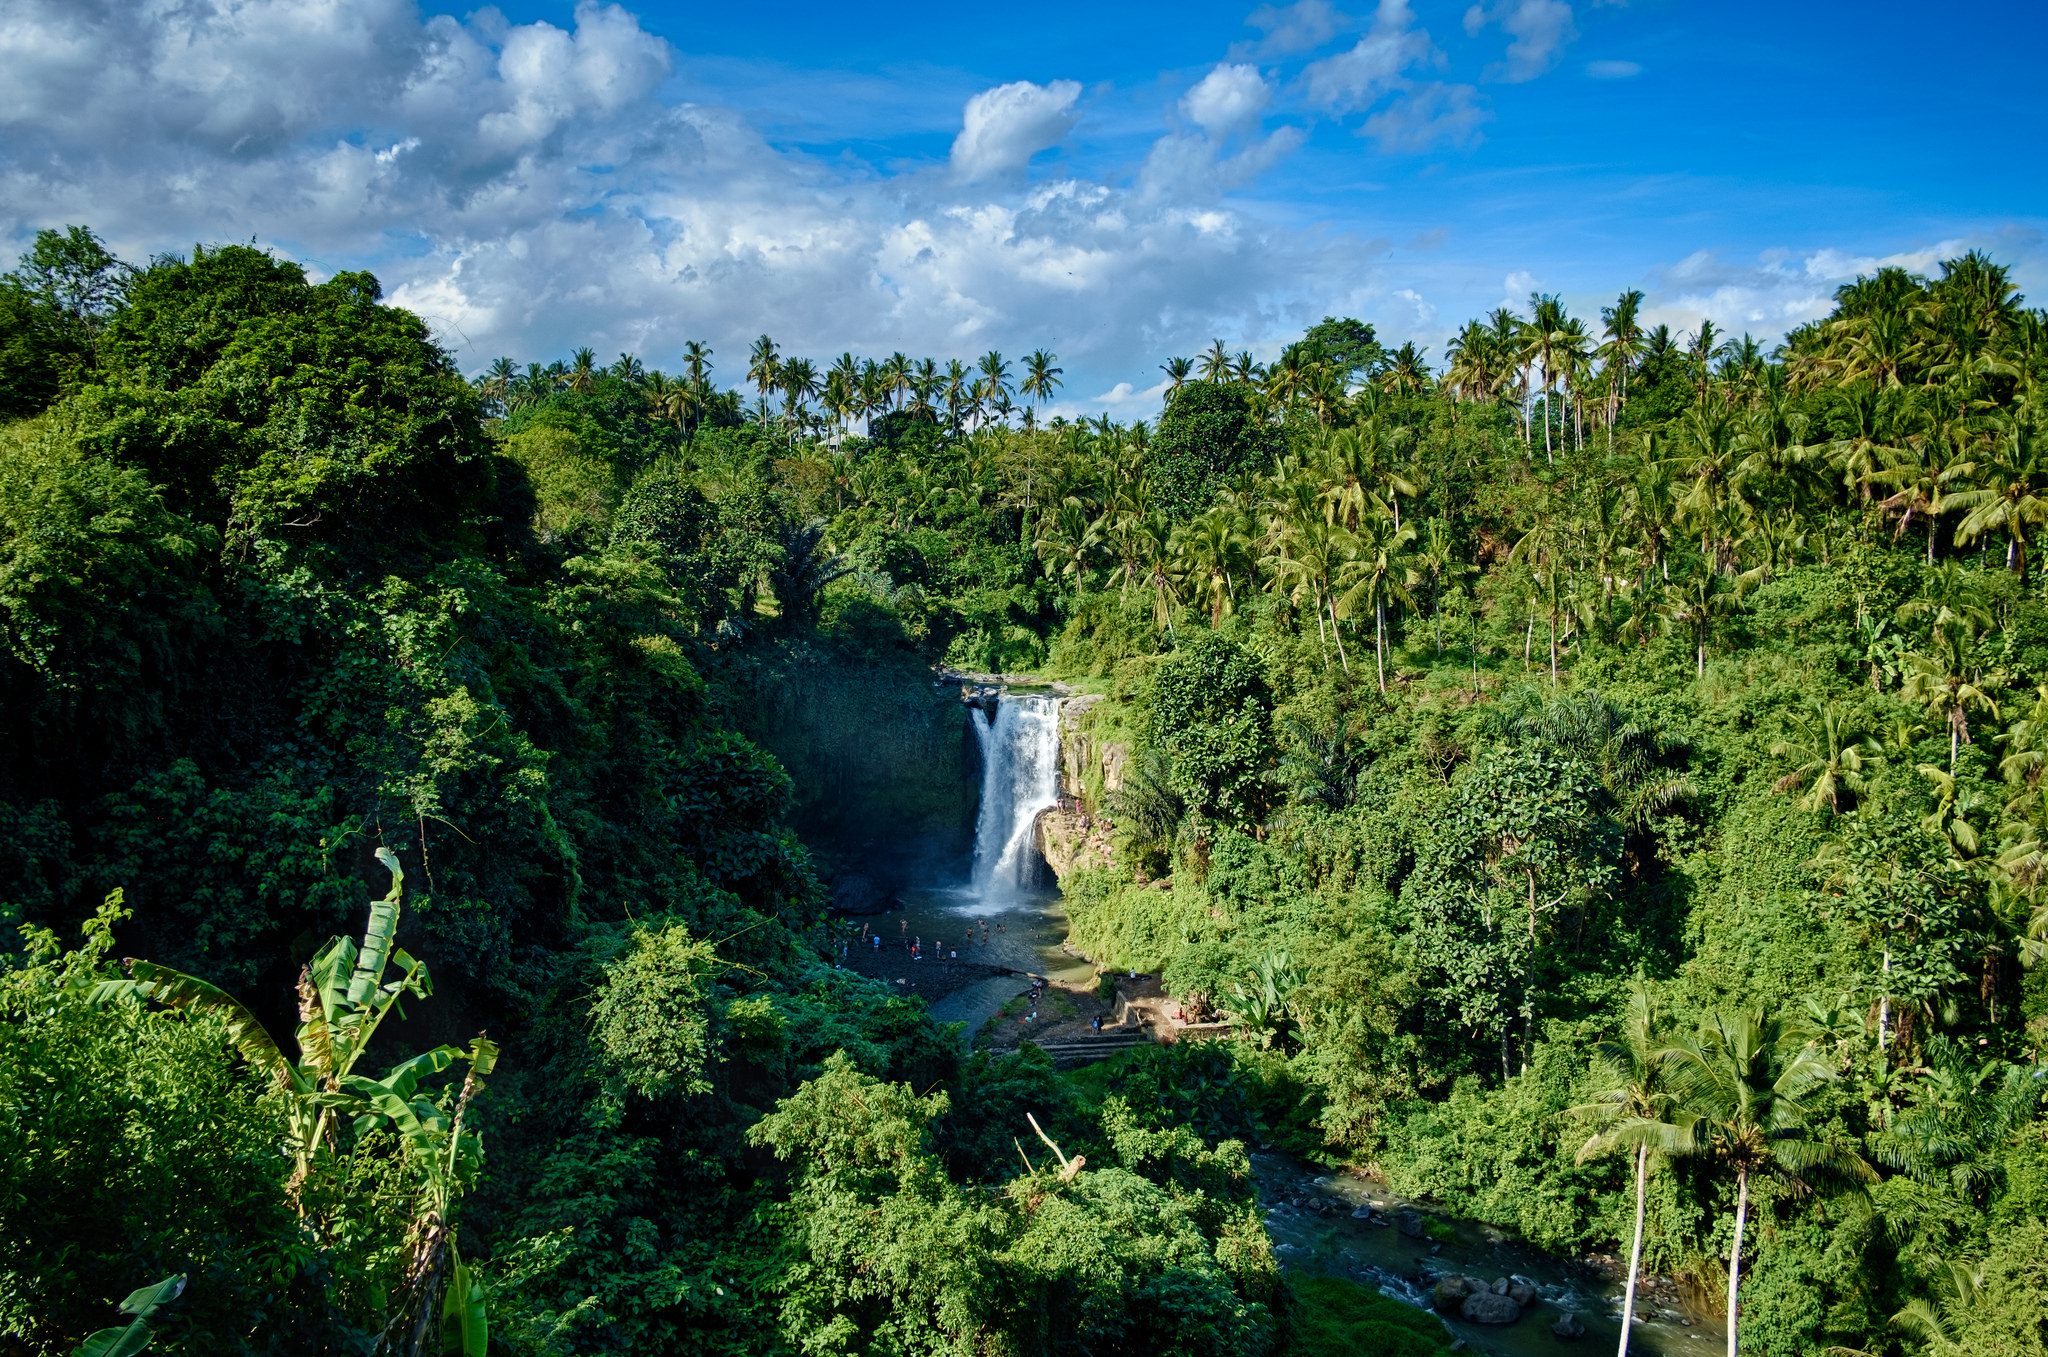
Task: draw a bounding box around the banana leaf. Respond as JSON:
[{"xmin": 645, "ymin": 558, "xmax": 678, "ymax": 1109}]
[
  {"xmin": 92, "ymin": 965, "xmax": 290, "ymax": 1086},
  {"xmin": 345, "ymin": 849, "xmax": 404, "ymax": 1011},
  {"xmin": 438, "ymin": 1247, "xmax": 488, "ymax": 1356},
  {"xmin": 72, "ymin": 1275, "xmax": 185, "ymax": 1357}
]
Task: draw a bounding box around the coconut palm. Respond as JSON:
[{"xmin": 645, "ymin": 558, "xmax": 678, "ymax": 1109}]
[
  {"xmin": 1160, "ymin": 356, "xmax": 1194, "ymax": 394},
  {"xmin": 1901, "ymin": 617, "xmax": 2002, "ymax": 772},
  {"xmin": 1664, "ymin": 1008, "xmax": 1872, "ymax": 1357},
  {"xmin": 1021, "ymin": 349, "xmax": 1063, "ymax": 412},
  {"xmin": 1598, "ymin": 288, "xmax": 1647, "ymax": 438},
  {"xmin": 1335, "ymin": 502, "xmax": 1417, "ymax": 694},
  {"xmin": 1198, "ymin": 339, "xmax": 1233, "ymax": 383},
  {"xmin": 1571, "ymin": 981, "xmax": 1691, "ymax": 1357},
  {"xmin": 567, "ymin": 346, "xmax": 599, "ymax": 394},
  {"xmin": 1171, "ymin": 508, "xmax": 1252, "ymax": 625},
  {"xmin": 747, "ymin": 335, "xmax": 781, "ymax": 406},
  {"xmin": 1769, "ymin": 699, "xmax": 1882, "ymax": 814},
  {"xmin": 1945, "ymin": 413, "xmax": 2048, "ymax": 576}
]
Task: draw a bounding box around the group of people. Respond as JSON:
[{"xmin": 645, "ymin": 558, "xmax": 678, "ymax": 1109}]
[{"xmin": 840, "ymin": 915, "xmax": 1011, "ymax": 964}]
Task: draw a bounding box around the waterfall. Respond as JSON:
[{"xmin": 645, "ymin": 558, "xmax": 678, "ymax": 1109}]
[{"xmin": 969, "ymin": 695, "xmax": 1062, "ymax": 902}]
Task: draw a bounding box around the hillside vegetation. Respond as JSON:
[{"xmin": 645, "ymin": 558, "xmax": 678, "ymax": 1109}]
[{"xmin": 1, "ymin": 226, "xmax": 2045, "ymax": 1356}]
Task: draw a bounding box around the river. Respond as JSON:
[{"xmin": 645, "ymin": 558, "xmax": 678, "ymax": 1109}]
[{"xmin": 837, "ymin": 682, "xmax": 1721, "ymax": 1356}]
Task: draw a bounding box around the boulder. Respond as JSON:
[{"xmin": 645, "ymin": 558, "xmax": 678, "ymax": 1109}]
[
  {"xmin": 1397, "ymin": 1210, "xmax": 1426, "ymax": 1239},
  {"xmin": 1508, "ymin": 1281, "xmax": 1541, "ymax": 1308},
  {"xmin": 1490, "ymin": 1277, "xmax": 1511, "ymax": 1295},
  {"xmin": 1433, "ymin": 1277, "xmax": 1476, "ymax": 1311},
  {"xmin": 1461, "ymin": 1291, "xmax": 1523, "ymax": 1324},
  {"xmin": 830, "ymin": 874, "xmax": 887, "ymax": 915},
  {"xmin": 1552, "ymin": 1312, "xmax": 1586, "ymax": 1340},
  {"xmin": 1351, "ymin": 1205, "xmax": 1376, "ymax": 1220}
]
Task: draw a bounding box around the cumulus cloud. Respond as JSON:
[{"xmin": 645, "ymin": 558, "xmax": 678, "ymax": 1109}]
[
  {"xmin": 949, "ymin": 79, "xmax": 1083, "ymax": 182},
  {"xmin": 1464, "ymin": 0, "xmax": 1578, "ymax": 83},
  {"xmin": 1302, "ymin": 0, "xmax": 1438, "ymax": 112},
  {"xmin": 1237, "ymin": 0, "xmax": 1347, "ymax": 57},
  {"xmin": 1362, "ymin": 82, "xmax": 1489, "ymax": 152},
  {"xmin": 1182, "ymin": 63, "xmax": 1272, "ymax": 137},
  {"xmin": 0, "ymin": 0, "xmax": 1398, "ymax": 411}
]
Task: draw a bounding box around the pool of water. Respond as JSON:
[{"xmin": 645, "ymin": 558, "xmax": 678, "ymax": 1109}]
[{"xmin": 869, "ymin": 884, "xmax": 1096, "ymax": 1036}]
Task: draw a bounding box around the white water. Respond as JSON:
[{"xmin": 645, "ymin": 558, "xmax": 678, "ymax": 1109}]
[{"xmin": 969, "ymin": 695, "xmax": 1062, "ymax": 904}]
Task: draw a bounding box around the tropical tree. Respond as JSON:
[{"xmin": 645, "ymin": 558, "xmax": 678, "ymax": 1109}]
[
  {"xmin": 747, "ymin": 334, "xmax": 781, "ymax": 407},
  {"xmin": 1572, "ymin": 982, "xmax": 1690, "ymax": 1357},
  {"xmin": 1945, "ymin": 413, "xmax": 2048, "ymax": 576},
  {"xmin": 89, "ymin": 851, "xmax": 497, "ymax": 1355},
  {"xmin": 1336, "ymin": 503, "xmax": 1417, "ymax": 694},
  {"xmin": 1664, "ymin": 1008, "xmax": 1872, "ymax": 1357},
  {"xmin": 1769, "ymin": 699, "xmax": 1883, "ymax": 814}
]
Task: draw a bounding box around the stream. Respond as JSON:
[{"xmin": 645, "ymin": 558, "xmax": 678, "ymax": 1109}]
[{"xmin": 837, "ymin": 683, "xmax": 1721, "ymax": 1356}]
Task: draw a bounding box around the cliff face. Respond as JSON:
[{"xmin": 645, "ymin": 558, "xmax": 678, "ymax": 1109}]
[{"xmin": 1037, "ymin": 693, "xmax": 1126, "ymax": 882}]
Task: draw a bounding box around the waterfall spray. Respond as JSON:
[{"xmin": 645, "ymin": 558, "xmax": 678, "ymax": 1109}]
[{"xmin": 970, "ymin": 695, "xmax": 1061, "ymax": 902}]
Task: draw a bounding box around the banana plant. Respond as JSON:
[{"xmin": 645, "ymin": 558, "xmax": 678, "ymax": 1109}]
[
  {"xmin": 72, "ymin": 1275, "xmax": 184, "ymax": 1357},
  {"xmin": 88, "ymin": 848, "xmax": 496, "ymax": 1356}
]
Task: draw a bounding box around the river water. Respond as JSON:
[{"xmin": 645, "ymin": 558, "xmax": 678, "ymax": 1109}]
[{"xmin": 850, "ymin": 684, "xmax": 1721, "ymax": 1356}]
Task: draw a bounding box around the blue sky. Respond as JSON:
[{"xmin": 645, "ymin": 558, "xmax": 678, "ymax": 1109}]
[{"xmin": 2, "ymin": 0, "xmax": 2042, "ymax": 414}]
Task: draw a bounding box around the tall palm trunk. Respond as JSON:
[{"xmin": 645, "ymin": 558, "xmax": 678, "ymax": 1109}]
[
  {"xmin": 1725, "ymin": 1170, "xmax": 1749, "ymax": 1357},
  {"xmin": 1619, "ymin": 1144, "xmax": 1648, "ymax": 1357},
  {"xmin": 1328, "ymin": 597, "xmax": 1350, "ymax": 676},
  {"xmin": 1375, "ymin": 600, "xmax": 1387, "ymax": 695}
]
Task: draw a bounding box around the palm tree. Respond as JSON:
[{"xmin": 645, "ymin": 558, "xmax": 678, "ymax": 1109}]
[
  {"xmin": 1160, "ymin": 356, "xmax": 1194, "ymax": 394},
  {"xmin": 1379, "ymin": 342, "xmax": 1430, "ymax": 397},
  {"xmin": 941, "ymin": 359, "xmax": 971, "ymax": 431},
  {"xmin": 1198, "ymin": 339, "xmax": 1233, "ymax": 383},
  {"xmin": 1598, "ymin": 288, "xmax": 1647, "ymax": 440},
  {"xmin": 1901, "ymin": 617, "xmax": 2002, "ymax": 772},
  {"xmin": 779, "ymin": 357, "xmax": 821, "ymax": 436},
  {"xmin": 680, "ymin": 340, "xmax": 713, "ymax": 440},
  {"xmin": 1021, "ymin": 349, "xmax": 1063, "ymax": 412},
  {"xmin": 567, "ymin": 347, "xmax": 598, "ymax": 394},
  {"xmin": 1684, "ymin": 319, "xmax": 1728, "ymax": 401},
  {"xmin": 1665, "ymin": 1008, "xmax": 1872, "ymax": 1357},
  {"xmin": 747, "ymin": 335, "xmax": 781, "ymax": 407},
  {"xmin": 1945, "ymin": 414, "xmax": 2048, "ymax": 577},
  {"xmin": 1335, "ymin": 502, "xmax": 1417, "ymax": 694},
  {"xmin": 1655, "ymin": 566, "xmax": 1742, "ymax": 678},
  {"xmin": 974, "ymin": 350, "xmax": 1012, "ymax": 426},
  {"xmin": 1171, "ymin": 508, "xmax": 1252, "ymax": 624},
  {"xmin": 1769, "ymin": 699, "xmax": 1882, "ymax": 813},
  {"xmin": 479, "ymin": 357, "xmax": 517, "ymax": 416},
  {"xmin": 1522, "ymin": 293, "xmax": 1569, "ymax": 457},
  {"xmin": 1571, "ymin": 981, "xmax": 1690, "ymax": 1357}
]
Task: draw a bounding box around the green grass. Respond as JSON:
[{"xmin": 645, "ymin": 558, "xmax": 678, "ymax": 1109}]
[{"xmin": 1287, "ymin": 1275, "xmax": 1453, "ymax": 1356}]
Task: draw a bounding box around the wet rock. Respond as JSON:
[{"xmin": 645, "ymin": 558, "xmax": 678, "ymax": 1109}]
[
  {"xmin": 1552, "ymin": 1312, "xmax": 1586, "ymax": 1340},
  {"xmin": 1351, "ymin": 1205, "xmax": 1376, "ymax": 1220},
  {"xmin": 1430, "ymin": 1244, "xmax": 1443, "ymax": 1256},
  {"xmin": 1490, "ymin": 1277, "xmax": 1511, "ymax": 1295},
  {"xmin": 1508, "ymin": 1281, "xmax": 1540, "ymax": 1308},
  {"xmin": 1397, "ymin": 1210, "xmax": 1426, "ymax": 1238},
  {"xmin": 1461, "ymin": 1291, "xmax": 1524, "ymax": 1324},
  {"xmin": 1433, "ymin": 1277, "xmax": 1476, "ymax": 1311}
]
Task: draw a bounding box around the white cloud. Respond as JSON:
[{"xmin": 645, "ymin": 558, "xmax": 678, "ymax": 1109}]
[
  {"xmin": 949, "ymin": 79, "xmax": 1083, "ymax": 182},
  {"xmin": 1361, "ymin": 82, "xmax": 1489, "ymax": 152},
  {"xmin": 1182, "ymin": 64, "xmax": 1272, "ymax": 137},
  {"xmin": 1466, "ymin": 0, "xmax": 1578, "ymax": 83},
  {"xmin": 1302, "ymin": 0, "xmax": 1437, "ymax": 112},
  {"xmin": 1585, "ymin": 59, "xmax": 1641, "ymax": 79},
  {"xmin": 0, "ymin": 0, "xmax": 1400, "ymax": 410},
  {"xmin": 1238, "ymin": 0, "xmax": 1347, "ymax": 57}
]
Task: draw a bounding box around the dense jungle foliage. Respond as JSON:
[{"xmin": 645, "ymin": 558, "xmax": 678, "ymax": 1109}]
[{"xmin": 1, "ymin": 223, "xmax": 2045, "ymax": 1357}]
